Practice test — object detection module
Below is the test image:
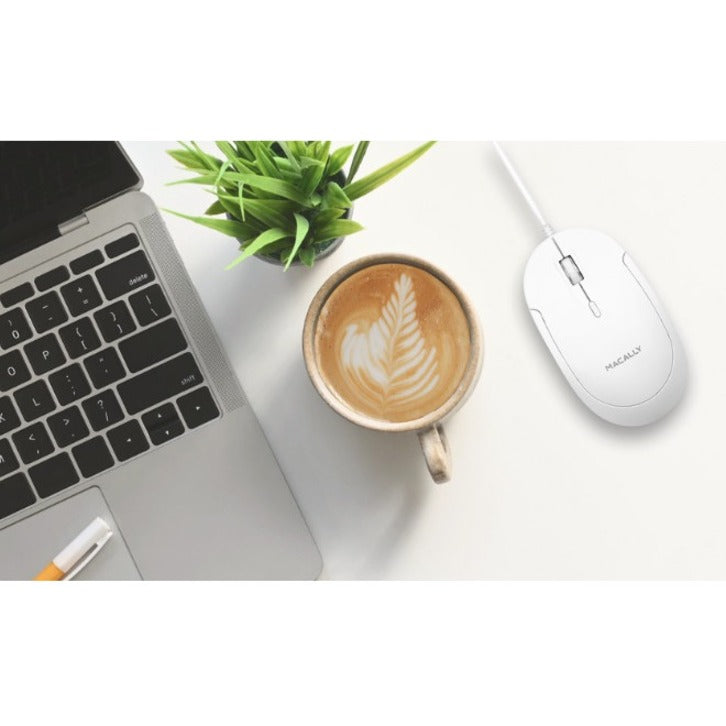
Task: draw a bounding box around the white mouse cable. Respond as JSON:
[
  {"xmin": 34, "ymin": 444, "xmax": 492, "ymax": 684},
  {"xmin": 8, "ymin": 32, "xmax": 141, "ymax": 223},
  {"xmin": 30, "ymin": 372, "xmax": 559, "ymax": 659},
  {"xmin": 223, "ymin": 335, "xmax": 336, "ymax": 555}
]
[
  {"xmin": 493, "ymin": 142, "xmax": 600, "ymax": 315},
  {"xmin": 492, "ymin": 141, "xmax": 556, "ymax": 242}
]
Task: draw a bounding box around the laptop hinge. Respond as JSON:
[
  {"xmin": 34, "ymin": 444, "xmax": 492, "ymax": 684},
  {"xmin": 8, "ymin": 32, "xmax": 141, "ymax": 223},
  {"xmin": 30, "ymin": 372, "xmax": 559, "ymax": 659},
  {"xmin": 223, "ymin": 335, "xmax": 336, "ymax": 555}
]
[{"xmin": 58, "ymin": 213, "xmax": 89, "ymax": 236}]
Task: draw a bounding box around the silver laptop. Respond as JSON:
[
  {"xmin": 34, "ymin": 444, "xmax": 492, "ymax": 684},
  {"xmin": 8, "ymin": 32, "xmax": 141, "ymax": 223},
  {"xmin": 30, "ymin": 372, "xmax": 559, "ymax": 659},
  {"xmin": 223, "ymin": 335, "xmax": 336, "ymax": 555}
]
[{"xmin": 0, "ymin": 142, "xmax": 321, "ymax": 579}]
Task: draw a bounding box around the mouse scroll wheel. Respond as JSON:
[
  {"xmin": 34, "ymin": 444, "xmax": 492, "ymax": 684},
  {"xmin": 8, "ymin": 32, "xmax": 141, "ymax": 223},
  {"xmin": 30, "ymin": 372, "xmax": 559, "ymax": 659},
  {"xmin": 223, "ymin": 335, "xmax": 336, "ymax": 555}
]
[{"xmin": 559, "ymin": 255, "xmax": 584, "ymax": 285}]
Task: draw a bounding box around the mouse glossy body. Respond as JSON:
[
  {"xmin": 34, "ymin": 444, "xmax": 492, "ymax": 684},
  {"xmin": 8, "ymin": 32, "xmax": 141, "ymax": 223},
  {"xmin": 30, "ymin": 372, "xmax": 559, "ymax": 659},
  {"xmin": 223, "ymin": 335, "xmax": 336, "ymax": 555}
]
[{"xmin": 524, "ymin": 228, "xmax": 687, "ymax": 426}]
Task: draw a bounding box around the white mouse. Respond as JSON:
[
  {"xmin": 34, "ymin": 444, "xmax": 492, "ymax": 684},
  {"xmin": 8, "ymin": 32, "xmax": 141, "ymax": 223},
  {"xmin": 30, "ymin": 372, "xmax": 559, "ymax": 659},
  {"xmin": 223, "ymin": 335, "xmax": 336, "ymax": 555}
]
[
  {"xmin": 524, "ymin": 228, "xmax": 687, "ymax": 426},
  {"xmin": 493, "ymin": 142, "xmax": 687, "ymax": 427}
]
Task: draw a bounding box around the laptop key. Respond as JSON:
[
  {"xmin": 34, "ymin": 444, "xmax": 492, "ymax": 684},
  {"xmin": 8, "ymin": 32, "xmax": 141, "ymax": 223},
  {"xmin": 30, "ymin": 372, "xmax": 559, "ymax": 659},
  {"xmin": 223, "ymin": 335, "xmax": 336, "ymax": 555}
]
[
  {"xmin": 129, "ymin": 284, "xmax": 171, "ymax": 326},
  {"xmin": 94, "ymin": 300, "xmax": 137, "ymax": 343},
  {"xmin": 72, "ymin": 436, "xmax": 114, "ymax": 478},
  {"xmin": 177, "ymin": 387, "xmax": 219, "ymax": 429},
  {"xmin": 59, "ymin": 317, "xmax": 101, "ymax": 359},
  {"xmin": 47, "ymin": 406, "xmax": 90, "ymax": 447},
  {"xmin": 0, "ymin": 282, "xmax": 33, "ymax": 309},
  {"xmin": 141, "ymin": 403, "xmax": 184, "ymax": 445},
  {"xmin": 29, "ymin": 452, "xmax": 80, "ymax": 499},
  {"xmin": 26, "ymin": 291, "xmax": 68, "ymax": 333},
  {"xmin": 0, "ymin": 308, "xmax": 32, "ymax": 349},
  {"xmin": 61, "ymin": 275, "xmax": 103, "ymax": 317},
  {"xmin": 24, "ymin": 333, "xmax": 66, "ymax": 375},
  {"xmin": 119, "ymin": 318, "xmax": 187, "ymax": 373},
  {"xmin": 105, "ymin": 233, "xmax": 140, "ymax": 258},
  {"xmin": 35, "ymin": 265, "xmax": 70, "ymax": 292},
  {"xmin": 0, "ymin": 396, "xmax": 21, "ymax": 435},
  {"xmin": 82, "ymin": 389, "xmax": 124, "ymax": 431},
  {"xmin": 96, "ymin": 250, "xmax": 155, "ymax": 301},
  {"xmin": 70, "ymin": 249, "xmax": 104, "ymax": 275},
  {"xmin": 118, "ymin": 353, "xmax": 203, "ymax": 415},
  {"xmin": 12, "ymin": 422, "xmax": 54, "ymax": 464},
  {"xmin": 84, "ymin": 347, "xmax": 125, "ymax": 388},
  {"xmin": 14, "ymin": 380, "xmax": 56, "ymax": 422},
  {"xmin": 0, "ymin": 438, "xmax": 20, "ymax": 477},
  {"xmin": 107, "ymin": 419, "xmax": 149, "ymax": 461},
  {"xmin": 0, "ymin": 472, "xmax": 36, "ymax": 519},
  {"xmin": 0, "ymin": 350, "xmax": 31, "ymax": 392},
  {"xmin": 49, "ymin": 363, "xmax": 92, "ymax": 405}
]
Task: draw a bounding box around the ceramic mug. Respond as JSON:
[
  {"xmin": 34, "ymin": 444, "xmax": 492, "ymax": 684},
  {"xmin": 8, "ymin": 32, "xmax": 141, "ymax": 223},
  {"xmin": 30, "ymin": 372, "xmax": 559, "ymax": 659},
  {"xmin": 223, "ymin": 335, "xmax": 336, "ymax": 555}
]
[{"xmin": 302, "ymin": 253, "xmax": 483, "ymax": 483}]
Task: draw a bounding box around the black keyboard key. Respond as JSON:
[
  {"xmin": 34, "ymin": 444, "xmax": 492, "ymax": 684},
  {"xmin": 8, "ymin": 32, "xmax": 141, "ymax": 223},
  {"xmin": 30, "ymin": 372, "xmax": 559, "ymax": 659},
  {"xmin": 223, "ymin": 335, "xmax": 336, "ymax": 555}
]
[
  {"xmin": 72, "ymin": 436, "xmax": 114, "ymax": 478},
  {"xmin": 118, "ymin": 353, "xmax": 203, "ymax": 415},
  {"xmin": 0, "ymin": 350, "xmax": 31, "ymax": 392},
  {"xmin": 70, "ymin": 249, "xmax": 104, "ymax": 275},
  {"xmin": 105, "ymin": 233, "xmax": 140, "ymax": 258},
  {"xmin": 141, "ymin": 403, "xmax": 184, "ymax": 445},
  {"xmin": 0, "ymin": 308, "xmax": 32, "ymax": 349},
  {"xmin": 59, "ymin": 317, "xmax": 101, "ymax": 359},
  {"xmin": 0, "ymin": 438, "xmax": 20, "ymax": 477},
  {"xmin": 177, "ymin": 387, "xmax": 220, "ymax": 429},
  {"xmin": 47, "ymin": 406, "xmax": 89, "ymax": 447},
  {"xmin": 0, "ymin": 282, "xmax": 33, "ymax": 309},
  {"xmin": 12, "ymin": 422, "xmax": 54, "ymax": 464},
  {"xmin": 84, "ymin": 347, "xmax": 125, "ymax": 389},
  {"xmin": 119, "ymin": 318, "xmax": 187, "ymax": 374},
  {"xmin": 82, "ymin": 389, "xmax": 124, "ymax": 431},
  {"xmin": 24, "ymin": 333, "xmax": 66, "ymax": 375},
  {"xmin": 61, "ymin": 275, "xmax": 103, "ymax": 317},
  {"xmin": 94, "ymin": 301, "xmax": 136, "ymax": 343},
  {"xmin": 35, "ymin": 265, "xmax": 70, "ymax": 292},
  {"xmin": 14, "ymin": 380, "xmax": 56, "ymax": 422},
  {"xmin": 29, "ymin": 452, "xmax": 79, "ymax": 498},
  {"xmin": 107, "ymin": 419, "xmax": 149, "ymax": 461},
  {"xmin": 26, "ymin": 291, "xmax": 68, "ymax": 333},
  {"xmin": 49, "ymin": 363, "xmax": 91, "ymax": 405},
  {"xmin": 96, "ymin": 250, "xmax": 155, "ymax": 301},
  {"xmin": 129, "ymin": 284, "xmax": 171, "ymax": 326},
  {"xmin": 0, "ymin": 396, "xmax": 21, "ymax": 435},
  {"xmin": 0, "ymin": 472, "xmax": 36, "ymax": 519}
]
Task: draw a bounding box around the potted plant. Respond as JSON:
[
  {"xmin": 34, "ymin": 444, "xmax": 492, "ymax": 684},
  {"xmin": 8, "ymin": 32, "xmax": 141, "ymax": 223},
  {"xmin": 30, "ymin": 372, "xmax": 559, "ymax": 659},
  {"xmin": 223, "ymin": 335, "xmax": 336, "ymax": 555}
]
[{"xmin": 165, "ymin": 141, "xmax": 434, "ymax": 270}]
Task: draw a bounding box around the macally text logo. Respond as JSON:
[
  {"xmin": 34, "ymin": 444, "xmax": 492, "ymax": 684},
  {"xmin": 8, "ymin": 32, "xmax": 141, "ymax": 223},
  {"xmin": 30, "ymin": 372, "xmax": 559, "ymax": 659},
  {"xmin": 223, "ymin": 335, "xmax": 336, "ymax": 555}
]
[{"xmin": 605, "ymin": 346, "xmax": 642, "ymax": 372}]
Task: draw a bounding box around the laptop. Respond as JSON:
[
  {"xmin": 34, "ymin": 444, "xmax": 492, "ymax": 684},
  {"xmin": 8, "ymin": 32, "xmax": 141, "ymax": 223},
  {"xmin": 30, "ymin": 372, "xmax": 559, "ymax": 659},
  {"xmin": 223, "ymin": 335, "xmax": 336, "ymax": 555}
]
[{"xmin": 0, "ymin": 141, "xmax": 322, "ymax": 579}]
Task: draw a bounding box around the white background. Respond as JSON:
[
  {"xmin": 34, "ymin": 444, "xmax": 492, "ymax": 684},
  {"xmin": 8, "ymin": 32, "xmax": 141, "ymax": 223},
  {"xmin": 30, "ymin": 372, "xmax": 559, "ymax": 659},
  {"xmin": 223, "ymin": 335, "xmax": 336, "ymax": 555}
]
[
  {"xmin": 124, "ymin": 140, "xmax": 726, "ymax": 579},
  {"xmin": 5, "ymin": 2, "xmax": 726, "ymax": 724}
]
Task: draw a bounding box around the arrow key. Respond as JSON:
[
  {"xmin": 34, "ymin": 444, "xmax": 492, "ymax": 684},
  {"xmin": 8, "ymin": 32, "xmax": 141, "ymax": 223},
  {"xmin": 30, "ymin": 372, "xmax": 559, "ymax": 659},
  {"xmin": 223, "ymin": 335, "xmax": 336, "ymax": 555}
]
[
  {"xmin": 107, "ymin": 419, "xmax": 149, "ymax": 461},
  {"xmin": 177, "ymin": 387, "xmax": 219, "ymax": 429},
  {"xmin": 142, "ymin": 403, "xmax": 184, "ymax": 445}
]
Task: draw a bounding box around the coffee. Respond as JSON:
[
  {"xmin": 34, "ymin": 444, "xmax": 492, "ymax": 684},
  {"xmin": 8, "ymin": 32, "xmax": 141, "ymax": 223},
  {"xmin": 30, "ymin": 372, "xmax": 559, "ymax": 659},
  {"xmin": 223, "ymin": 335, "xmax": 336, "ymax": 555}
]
[{"xmin": 314, "ymin": 263, "xmax": 472, "ymax": 423}]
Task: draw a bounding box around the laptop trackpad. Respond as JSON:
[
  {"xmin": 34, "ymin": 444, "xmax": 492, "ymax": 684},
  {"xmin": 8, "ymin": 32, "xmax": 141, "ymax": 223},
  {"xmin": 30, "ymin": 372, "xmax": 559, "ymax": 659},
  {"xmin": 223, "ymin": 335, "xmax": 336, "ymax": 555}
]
[{"xmin": 0, "ymin": 487, "xmax": 141, "ymax": 580}]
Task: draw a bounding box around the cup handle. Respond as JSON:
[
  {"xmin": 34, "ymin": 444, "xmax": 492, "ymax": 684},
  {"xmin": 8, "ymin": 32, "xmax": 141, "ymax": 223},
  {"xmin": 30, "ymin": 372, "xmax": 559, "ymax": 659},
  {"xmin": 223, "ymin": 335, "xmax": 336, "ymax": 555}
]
[{"xmin": 418, "ymin": 424, "xmax": 451, "ymax": 484}]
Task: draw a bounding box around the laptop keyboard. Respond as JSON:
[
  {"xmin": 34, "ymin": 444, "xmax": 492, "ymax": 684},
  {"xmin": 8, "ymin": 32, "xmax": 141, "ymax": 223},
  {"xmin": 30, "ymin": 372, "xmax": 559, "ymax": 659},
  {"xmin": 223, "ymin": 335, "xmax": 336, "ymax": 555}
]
[{"xmin": 0, "ymin": 232, "xmax": 220, "ymax": 521}]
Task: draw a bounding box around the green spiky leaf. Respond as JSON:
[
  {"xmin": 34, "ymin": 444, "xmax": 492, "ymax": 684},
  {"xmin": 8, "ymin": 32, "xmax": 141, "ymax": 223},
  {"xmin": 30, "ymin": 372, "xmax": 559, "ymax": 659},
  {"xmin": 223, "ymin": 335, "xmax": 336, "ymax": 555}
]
[
  {"xmin": 163, "ymin": 209, "xmax": 258, "ymax": 240},
  {"xmin": 226, "ymin": 227, "xmax": 291, "ymax": 269},
  {"xmin": 314, "ymin": 218, "xmax": 364, "ymax": 243},
  {"xmin": 344, "ymin": 142, "xmax": 435, "ymax": 201},
  {"xmin": 284, "ymin": 213, "xmax": 311, "ymax": 269}
]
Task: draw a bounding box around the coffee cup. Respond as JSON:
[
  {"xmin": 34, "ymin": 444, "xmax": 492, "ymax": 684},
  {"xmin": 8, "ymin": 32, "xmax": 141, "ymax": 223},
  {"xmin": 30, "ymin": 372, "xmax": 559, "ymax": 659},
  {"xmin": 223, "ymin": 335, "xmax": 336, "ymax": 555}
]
[{"xmin": 303, "ymin": 253, "xmax": 483, "ymax": 483}]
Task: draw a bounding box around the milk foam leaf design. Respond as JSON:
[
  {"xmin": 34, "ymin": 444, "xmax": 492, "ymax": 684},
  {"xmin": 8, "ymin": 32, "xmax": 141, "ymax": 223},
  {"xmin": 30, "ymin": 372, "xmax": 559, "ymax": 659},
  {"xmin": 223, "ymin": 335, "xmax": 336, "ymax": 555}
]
[{"xmin": 340, "ymin": 273, "xmax": 440, "ymax": 414}]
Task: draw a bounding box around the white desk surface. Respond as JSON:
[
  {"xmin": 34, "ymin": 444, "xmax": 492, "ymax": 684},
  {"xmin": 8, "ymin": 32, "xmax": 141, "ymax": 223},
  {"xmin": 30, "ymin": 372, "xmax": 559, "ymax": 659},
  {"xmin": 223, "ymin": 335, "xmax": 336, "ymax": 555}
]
[{"xmin": 124, "ymin": 141, "xmax": 726, "ymax": 580}]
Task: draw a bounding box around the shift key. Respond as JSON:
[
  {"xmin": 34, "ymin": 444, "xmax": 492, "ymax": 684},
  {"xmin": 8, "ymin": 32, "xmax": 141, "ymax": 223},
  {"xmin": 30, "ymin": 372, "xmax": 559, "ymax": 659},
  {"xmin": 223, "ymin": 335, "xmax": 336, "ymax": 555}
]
[
  {"xmin": 118, "ymin": 353, "xmax": 204, "ymax": 415},
  {"xmin": 96, "ymin": 250, "xmax": 156, "ymax": 300}
]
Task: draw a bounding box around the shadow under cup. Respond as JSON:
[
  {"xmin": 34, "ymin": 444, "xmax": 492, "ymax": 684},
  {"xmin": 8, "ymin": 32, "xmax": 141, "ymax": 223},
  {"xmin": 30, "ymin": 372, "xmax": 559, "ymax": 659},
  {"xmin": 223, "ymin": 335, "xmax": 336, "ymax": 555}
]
[{"xmin": 303, "ymin": 254, "xmax": 483, "ymax": 484}]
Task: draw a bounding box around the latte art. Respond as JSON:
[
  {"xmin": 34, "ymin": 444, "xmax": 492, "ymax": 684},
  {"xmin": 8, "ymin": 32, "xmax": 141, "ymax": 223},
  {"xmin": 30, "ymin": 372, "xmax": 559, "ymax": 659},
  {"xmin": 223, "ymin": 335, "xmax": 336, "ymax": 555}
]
[
  {"xmin": 340, "ymin": 273, "xmax": 440, "ymax": 415},
  {"xmin": 315, "ymin": 263, "xmax": 471, "ymax": 423}
]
